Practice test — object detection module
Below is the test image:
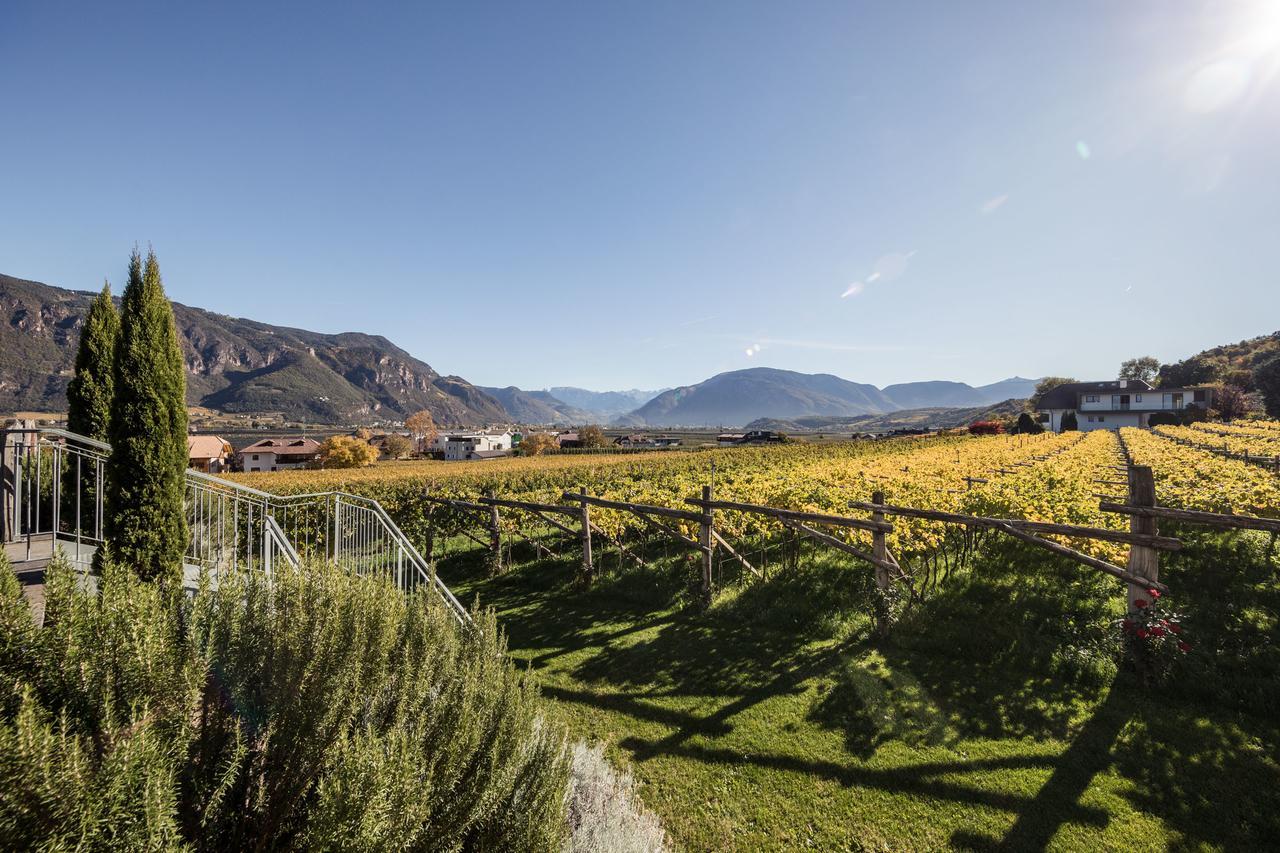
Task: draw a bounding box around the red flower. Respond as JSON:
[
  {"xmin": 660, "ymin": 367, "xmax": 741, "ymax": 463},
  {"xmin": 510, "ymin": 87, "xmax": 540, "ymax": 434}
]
[
  {"xmin": 1148, "ymin": 588, "xmax": 1161, "ymax": 599},
  {"xmin": 1150, "ymin": 626, "xmax": 1165, "ymax": 637},
  {"xmin": 1170, "ymin": 624, "xmax": 1182, "ymax": 634},
  {"xmin": 1178, "ymin": 641, "xmax": 1191, "ymax": 653},
  {"xmin": 1136, "ymin": 628, "xmax": 1149, "ymax": 639},
  {"xmin": 1134, "ymin": 598, "xmax": 1148, "ymax": 609}
]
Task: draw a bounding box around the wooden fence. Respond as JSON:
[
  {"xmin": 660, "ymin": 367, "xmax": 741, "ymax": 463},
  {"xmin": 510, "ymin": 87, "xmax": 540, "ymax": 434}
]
[{"xmin": 423, "ymin": 463, "xmax": 1280, "ymax": 636}]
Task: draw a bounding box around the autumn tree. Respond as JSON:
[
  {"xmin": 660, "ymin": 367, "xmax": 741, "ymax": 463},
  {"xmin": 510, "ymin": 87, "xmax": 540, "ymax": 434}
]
[
  {"xmin": 405, "ymin": 410, "xmax": 439, "ymax": 455},
  {"xmin": 519, "ymin": 433, "xmax": 557, "ymax": 456},
  {"xmin": 1119, "ymin": 356, "xmax": 1160, "ymax": 384},
  {"xmin": 1208, "ymin": 385, "xmax": 1249, "ymax": 421},
  {"xmin": 106, "ymin": 250, "xmax": 189, "ymax": 582},
  {"xmin": 319, "ymin": 435, "xmax": 379, "ymax": 468},
  {"xmin": 382, "ymin": 433, "xmax": 413, "ymax": 459},
  {"xmin": 578, "ymin": 425, "xmax": 608, "ymax": 449}
]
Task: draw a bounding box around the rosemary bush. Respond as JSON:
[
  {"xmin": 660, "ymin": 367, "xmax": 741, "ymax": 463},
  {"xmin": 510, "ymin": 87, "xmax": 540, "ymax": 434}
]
[{"xmin": 0, "ymin": 551, "xmax": 570, "ymax": 851}]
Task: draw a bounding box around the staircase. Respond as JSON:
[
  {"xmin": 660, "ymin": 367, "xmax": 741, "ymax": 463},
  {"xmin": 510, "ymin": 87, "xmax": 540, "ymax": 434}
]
[{"xmin": 1, "ymin": 427, "xmax": 468, "ymax": 625}]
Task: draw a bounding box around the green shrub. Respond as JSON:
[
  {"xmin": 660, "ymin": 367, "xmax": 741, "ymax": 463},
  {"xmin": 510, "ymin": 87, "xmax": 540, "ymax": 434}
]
[{"xmin": 0, "ymin": 551, "xmax": 570, "ymax": 851}]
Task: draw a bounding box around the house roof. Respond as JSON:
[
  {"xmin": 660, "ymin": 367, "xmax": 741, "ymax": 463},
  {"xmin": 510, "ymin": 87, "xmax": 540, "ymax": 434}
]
[
  {"xmin": 1036, "ymin": 380, "xmax": 1155, "ymax": 410},
  {"xmin": 187, "ymin": 435, "xmax": 231, "ymax": 459},
  {"xmin": 1037, "ymin": 380, "xmax": 1211, "ymax": 410},
  {"xmin": 469, "ymin": 449, "xmax": 510, "ymax": 459},
  {"xmin": 239, "ymin": 437, "xmax": 322, "ymax": 455}
]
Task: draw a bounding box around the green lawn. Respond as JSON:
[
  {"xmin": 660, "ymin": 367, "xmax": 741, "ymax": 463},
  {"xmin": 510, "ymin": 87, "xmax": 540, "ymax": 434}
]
[{"xmin": 440, "ymin": 532, "xmax": 1280, "ymax": 851}]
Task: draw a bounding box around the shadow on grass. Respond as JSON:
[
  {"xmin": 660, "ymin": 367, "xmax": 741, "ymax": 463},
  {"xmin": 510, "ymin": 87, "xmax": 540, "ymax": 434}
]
[{"xmin": 445, "ymin": 533, "xmax": 1280, "ymax": 850}]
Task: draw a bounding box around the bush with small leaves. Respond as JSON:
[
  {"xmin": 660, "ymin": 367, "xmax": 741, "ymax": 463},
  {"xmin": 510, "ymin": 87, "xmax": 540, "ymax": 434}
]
[{"xmin": 0, "ymin": 552, "xmax": 572, "ymax": 851}]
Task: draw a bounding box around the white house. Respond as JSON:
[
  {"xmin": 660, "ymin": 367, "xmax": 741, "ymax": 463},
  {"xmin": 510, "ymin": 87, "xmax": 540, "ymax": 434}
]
[
  {"xmin": 443, "ymin": 430, "xmax": 513, "ymax": 461},
  {"xmin": 237, "ymin": 437, "xmax": 322, "ymax": 472},
  {"xmin": 1036, "ymin": 380, "xmax": 1214, "ymax": 432}
]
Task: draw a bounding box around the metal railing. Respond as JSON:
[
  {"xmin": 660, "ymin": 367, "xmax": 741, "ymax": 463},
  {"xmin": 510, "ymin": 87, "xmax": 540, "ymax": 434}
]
[{"xmin": 2, "ymin": 427, "xmax": 468, "ymax": 624}]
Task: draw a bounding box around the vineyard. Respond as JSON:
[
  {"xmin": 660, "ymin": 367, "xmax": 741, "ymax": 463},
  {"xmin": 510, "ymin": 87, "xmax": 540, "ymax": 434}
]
[{"xmin": 233, "ymin": 426, "xmax": 1280, "ymax": 850}]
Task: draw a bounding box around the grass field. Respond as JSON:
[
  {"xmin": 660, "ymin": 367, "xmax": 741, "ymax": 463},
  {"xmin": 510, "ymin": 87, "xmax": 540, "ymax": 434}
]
[{"xmin": 439, "ymin": 530, "xmax": 1280, "ymax": 851}]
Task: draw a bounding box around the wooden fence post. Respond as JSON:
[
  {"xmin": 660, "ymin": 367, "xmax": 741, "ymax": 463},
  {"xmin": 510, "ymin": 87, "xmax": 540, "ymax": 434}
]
[
  {"xmin": 578, "ymin": 486, "xmax": 593, "ymax": 585},
  {"xmin": 871, "ymin": 490, "xmax": 891, "ymax": 636},
  {"xmin": 486, "ymin": 490, "xmax": 503, "ymax": 576},
  {"xmin": 699, "ymin": 484, "xmax": 714, "ymax": 607},
  {"xmin": 1125, "ymin": 466, "xmax": 1159, "ymax": 611}
]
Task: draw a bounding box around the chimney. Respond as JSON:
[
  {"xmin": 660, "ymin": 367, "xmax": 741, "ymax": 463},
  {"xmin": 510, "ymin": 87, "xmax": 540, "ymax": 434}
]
[{"xmin": 1119, "ymin": 380, "xmax": 1127, "ymax": 388}]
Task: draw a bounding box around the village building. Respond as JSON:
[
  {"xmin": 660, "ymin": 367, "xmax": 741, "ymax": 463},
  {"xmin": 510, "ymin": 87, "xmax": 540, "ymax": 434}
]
[
  {"xmin": 614, "ymin": 434, "xmax": 682, "ymax": 449},
  {"xmin": 237, "ymin": 437, "xmax": 322, "ymax": 472},
  {"xmin": 1035, "ymin": 380, "xmax": 1215, "ymax": 432},
  {"xmin": 187, "ymin": 435, "xmax": 234, "ymax": 473},
  {"xmin": 442, "ymin": 430, "xmax": 513, "ymax": 461}
]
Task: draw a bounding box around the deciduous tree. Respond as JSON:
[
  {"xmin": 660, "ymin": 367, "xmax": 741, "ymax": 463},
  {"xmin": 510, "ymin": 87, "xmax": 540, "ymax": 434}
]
[
  {"xmin": 1119, "ymin": 356, "xmax": 1160, "ymax": 384},
  {"xmin": 106, "ymin": 250, "xmax": 189, "ymax": 582},
  {"xmin": 578, "ymin": 425, "xmax": 608, "ymax": 449},
  {"xmin": 1213, "ymin": 385, "xmax": 1252, "ymax": 422},
  {"xmin": 382, "ymin": 433, "xmax": 412, "ymax": 459},
  {"xmin": 519, "ymin": 433, "xmax": 557, "ymax": 456},
  {"xmin": 319, "ymin": 435, "xmax": 379, "ymax": 468},
  {"xmin": 405, "ymin": 410, "xmax": 438, "ymax": 454},
  {"xmin": 1253, "ymin": 355, "xmax": 1280, "ymax": 417}
]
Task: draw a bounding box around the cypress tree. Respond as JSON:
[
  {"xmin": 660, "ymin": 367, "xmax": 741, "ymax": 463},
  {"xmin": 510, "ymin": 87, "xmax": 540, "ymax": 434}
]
[
  {"xmin": 106, "ymin": 249, "xmax": 189, "ymax": 582},
  {"xmin": 66, "ymin": 282, "xmax": 120, "ymax": 440}
]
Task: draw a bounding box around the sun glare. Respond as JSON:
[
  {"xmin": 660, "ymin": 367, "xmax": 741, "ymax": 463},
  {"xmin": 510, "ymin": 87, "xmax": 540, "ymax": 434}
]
[{"xmin": 1187, "ymin": 1, "xmax": 1280, "ymax": 112}]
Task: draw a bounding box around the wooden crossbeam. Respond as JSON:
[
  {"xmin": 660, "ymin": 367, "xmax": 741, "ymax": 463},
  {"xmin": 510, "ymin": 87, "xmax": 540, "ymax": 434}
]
[
  {"xmin": 587, "ymin": 521, "xmax": 649, "ymax": 568},
  {"xmin": 711, "ymin": 529, "xmax": 761, "ymax": 578},
  {"xmin": 528, "ymin": 508, "xmax": 579, "ymax": 538},
  {"xmin": 1100, "ymin": 502, "xmax": 1280, "ymax": 534},
  {"xmin": 777, "ymin": 517, "xmax": 897, "ymax": 574},
  {"xmin": 425, "ymin": 496, "xmax": 490, "ymax": 514},
  {"xmin": 562, "ymin": 492, "xmax": 704, "ymax": 524},
  {"xmin": 847, "ymin": 501, "xmax": 1181, "ymax": 550},
  {"xmin": 987, "ymin": 520, "xmax": 1168, "ymax": 593},
  {"xmin": 478, "ymin": 496, "xmax": 579, "ymax": 517},
  {"xmin": 683, "ymin": 497, "xmax": 892, "ymax": 533},
  {"xmin": 631, "ymin": 509, "xmax": 704, "ymax": 551}
]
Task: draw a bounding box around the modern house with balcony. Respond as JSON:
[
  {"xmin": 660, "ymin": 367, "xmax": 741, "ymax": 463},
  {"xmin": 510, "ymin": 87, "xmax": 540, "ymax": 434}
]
[{"xmin": 1035, "ymin": 380, "xmax": 1214, "ymax": 432}]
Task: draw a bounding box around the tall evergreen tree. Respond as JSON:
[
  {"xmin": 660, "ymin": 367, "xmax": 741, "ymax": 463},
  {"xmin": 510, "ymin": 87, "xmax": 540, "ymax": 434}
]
[
  {"xmin": 66, "ymin": 282, "xmax": 120, "ymax": 440},
  {"xmin": 106, "ymin": 249, "xmax": 189, "ymax": 582}
]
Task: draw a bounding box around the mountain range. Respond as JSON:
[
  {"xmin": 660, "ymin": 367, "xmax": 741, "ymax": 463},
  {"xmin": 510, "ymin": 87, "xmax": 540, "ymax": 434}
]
[
  {"xmin": 2, "ymin": 272, "xmax": 1038, "ymax": 427},
  {"xmin": 615, "ymin": 368, "xmax": 1038, "ymax": 427}
]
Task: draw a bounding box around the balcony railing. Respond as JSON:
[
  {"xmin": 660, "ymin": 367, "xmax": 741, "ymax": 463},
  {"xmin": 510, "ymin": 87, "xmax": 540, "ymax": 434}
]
[{"xmin": 2, "ymin": 427, "xmax": 468, "ymax": 625}]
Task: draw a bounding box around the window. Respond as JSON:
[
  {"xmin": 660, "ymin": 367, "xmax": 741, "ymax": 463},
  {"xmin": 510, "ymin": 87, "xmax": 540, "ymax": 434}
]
[
  {"xmin": 1135, "ymin": 394, "xmax": 1143, "ymax": 402},
  {"xmin": 252, "ymin": 454, "xmax": 259, "ymax": 460},
  {"xmin": 1098, "ymin": 416, "xmax": 1106, "ymax": 422},
  {"xmin": 1088, "ymin": 415, "xmax": 1096, "ymax": 422},
  {"xmin": 1085, "ymin": 395, "xmax": 1099, "ymax": 403},
  {"xmin": 1194, "ymin": 390, "xmax": 1207, "ymax": 402}
]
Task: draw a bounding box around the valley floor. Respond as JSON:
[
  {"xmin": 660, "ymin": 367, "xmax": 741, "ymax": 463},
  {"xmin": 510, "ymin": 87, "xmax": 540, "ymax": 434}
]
[{"xmin": 440, "ymin": 534, "xmax": 1280, "ymax": 852}]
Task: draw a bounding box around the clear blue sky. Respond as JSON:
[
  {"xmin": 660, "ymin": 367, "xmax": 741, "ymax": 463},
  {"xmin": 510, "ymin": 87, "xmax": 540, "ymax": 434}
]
[{"xmin": 3, "ymin": 1, "xmax": 1278, "ymax": 391}]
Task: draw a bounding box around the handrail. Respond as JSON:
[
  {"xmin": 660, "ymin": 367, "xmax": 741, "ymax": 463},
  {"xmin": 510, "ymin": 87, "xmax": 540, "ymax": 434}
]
[{"xmin": 4, "ymin": 427, "xmax": 470, "ymax": 626}]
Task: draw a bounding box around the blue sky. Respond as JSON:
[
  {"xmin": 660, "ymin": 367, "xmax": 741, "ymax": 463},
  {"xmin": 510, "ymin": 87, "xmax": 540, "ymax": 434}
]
[{"xmin": 3, "ymin": 1, "xmax": 1278, "ymax": 391}]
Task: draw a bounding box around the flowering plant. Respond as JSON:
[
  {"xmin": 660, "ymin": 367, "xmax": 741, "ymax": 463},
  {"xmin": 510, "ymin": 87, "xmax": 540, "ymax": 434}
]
[{"xmin": 1120, "ymin": 587, "xmax": 1190, "ymax": 682}]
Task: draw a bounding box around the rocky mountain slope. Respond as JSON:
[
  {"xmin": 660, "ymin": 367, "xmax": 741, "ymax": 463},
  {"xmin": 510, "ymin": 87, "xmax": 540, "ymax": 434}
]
[{"xmin": 1, "ymin": 272, "xmax": 507, "ymax": 425}]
